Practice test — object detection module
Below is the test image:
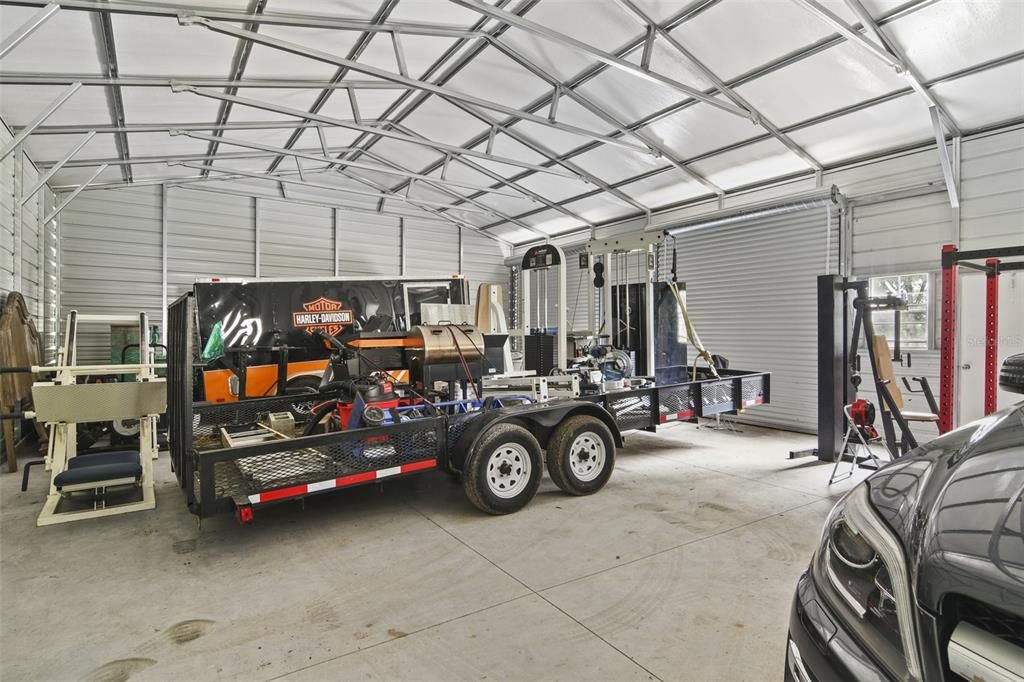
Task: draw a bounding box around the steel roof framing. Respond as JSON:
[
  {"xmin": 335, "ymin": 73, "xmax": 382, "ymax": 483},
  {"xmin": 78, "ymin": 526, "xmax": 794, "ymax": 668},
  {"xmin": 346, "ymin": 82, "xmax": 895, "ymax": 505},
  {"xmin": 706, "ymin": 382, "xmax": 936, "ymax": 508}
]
[
  {"xmin": 417, "ymin": 0, "xmax": 956, "ymax": 230},
  {"xmin": 0, "ymin": 0, "xmax": 1020, "ymax": 242}
]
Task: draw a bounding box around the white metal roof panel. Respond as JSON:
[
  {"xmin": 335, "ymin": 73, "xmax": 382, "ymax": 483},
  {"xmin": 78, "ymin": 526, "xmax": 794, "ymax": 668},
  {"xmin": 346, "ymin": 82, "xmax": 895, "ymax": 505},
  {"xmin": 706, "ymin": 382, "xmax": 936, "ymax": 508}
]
[
  {"xmin": 884, "ymin": 0, "xmax": 1024, "ymax": 81},
  {"xmin": 637, "ymin": 100, "xmax": 766, "ymax": 162},
  {"xmin": 929, "ymin": 60, "xmax": 1024, "ymax": 132},
  {"xmin": 111, "ymin": 14, "xmax": 239, "ymax": 77},
  {"xmin": 787, "ymin": 95, "xmax": 937, "ymax": 165},
  {"xmin": 0, "ymin": 6, "xmax": 103, "ymax": 74},
  {"xmin": 617, "ymin": 168, "xmax": 709, "ymax": 207},
  {"xmin": 688, "ymin": 138, "xmax": 809, "ymax": 190},
  {"xmin": 734, "ymin": 40, "xmax": 910, "ymax": 128},
  {"xmin": 569, "ymin": 142, "xmax": 673, "ymax": 184}
]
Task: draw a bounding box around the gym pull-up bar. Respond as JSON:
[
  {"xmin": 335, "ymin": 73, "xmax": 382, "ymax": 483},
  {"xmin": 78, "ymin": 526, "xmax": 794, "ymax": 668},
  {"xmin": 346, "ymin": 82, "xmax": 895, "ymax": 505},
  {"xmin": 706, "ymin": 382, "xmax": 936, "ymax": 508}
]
[{"xmin": 939, "ymin": 243, "xmax": 1024, "ymax": 433}]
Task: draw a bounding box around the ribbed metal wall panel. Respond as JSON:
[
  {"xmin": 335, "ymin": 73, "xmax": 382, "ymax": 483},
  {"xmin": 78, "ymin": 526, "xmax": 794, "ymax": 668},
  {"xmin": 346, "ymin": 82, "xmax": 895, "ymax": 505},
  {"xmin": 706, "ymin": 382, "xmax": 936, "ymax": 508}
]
[
  {"xmin": 461, "ymin": 227, "xmax": 512, "ymax": 296},
  {"xmin": 167, "ymin": 188, "xmax": 255, "ymax": 301},
  {"xmin": 259, "ymin": 199, "xmax": 334, "ymax": 279},
  {"xmin": 960, "ymin": 128, "xmax": 1024, "ymax": 250},
  {"xmin": 335, "ymin": 211, "xmax": 401, "ymax": 276},
  {"xmin": 404, "ymin": 218, "xmax": 460, "ymax": 279},
  {"xmin": 61, "ymin": 186, "xmax": 163, "ymax": 362},
  {"xmin": 41, "ymin": 190, "xmax": 59, "ymax": 360},
  {"xmin": 851, "ymin": 191, "xmax": 953, "ymax": 275},
  {"xmin": 19, "ymin": 153, "xmax": 41, "ymax": 321},
  {"xmin": 672, "ymin": 206, "xmax": 840, "ymax": 432},
  {"xmin": 0, "ymin": 126, "xmax": 15, "ymax": 296}
]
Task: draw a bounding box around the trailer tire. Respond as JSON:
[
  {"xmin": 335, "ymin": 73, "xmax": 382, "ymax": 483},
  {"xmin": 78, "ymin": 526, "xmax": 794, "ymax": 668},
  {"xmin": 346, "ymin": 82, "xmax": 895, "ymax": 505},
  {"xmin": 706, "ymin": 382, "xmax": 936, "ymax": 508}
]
[
  {"xmin": 546, "ymin": 415, "xmax": 615, "ymax": 496},
  {"xmin": 463, "ymin": 423, "xmax": 542, "ymax": 515}
]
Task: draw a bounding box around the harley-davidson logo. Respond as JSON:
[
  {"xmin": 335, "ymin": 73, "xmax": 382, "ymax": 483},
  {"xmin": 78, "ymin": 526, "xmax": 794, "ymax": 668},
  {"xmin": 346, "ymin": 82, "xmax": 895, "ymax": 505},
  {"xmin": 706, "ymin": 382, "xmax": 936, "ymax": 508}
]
[{"xmin": 292, "ymin": 296, "xmax": 353, "ymax": 336}]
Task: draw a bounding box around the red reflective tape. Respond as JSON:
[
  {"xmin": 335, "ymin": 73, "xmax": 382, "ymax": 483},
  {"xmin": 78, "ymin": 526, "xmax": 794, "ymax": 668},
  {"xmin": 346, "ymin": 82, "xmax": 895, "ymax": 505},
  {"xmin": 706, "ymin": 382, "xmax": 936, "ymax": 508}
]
[
  {"xmin": 401, "ymin": 459, "xmax": 437, "ymax": 473},
  {"xmin": 257, "ymin": 483, "xmax": 309, "ymax": 503},
  {"xmin": 659, "ymin": 415, "xmax": 670, "ymax": 423},
  {"xmin": 335, "ymin": 471, "xmax": 377, "ymax": 488},
  {"xmin": 678, "ymin": 410, "xmax": 694, "ymax": 419},
  {"xmin": 250, "ymin": 460, "xmax": 437, "ymax": 506}
]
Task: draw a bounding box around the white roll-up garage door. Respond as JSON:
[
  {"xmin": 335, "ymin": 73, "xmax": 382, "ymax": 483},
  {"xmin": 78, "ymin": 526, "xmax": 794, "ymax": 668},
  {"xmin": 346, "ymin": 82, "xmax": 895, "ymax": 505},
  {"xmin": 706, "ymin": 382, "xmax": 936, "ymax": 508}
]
[{"xmin": 667, "ymin": 194, "xmax": 842, "ymax": 432}]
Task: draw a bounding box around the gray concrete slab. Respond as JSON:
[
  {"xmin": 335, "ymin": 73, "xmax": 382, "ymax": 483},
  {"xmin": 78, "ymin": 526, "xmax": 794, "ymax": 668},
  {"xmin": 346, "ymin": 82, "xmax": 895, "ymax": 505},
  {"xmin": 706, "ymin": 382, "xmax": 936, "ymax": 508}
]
[
  {"xmin": 541, "ymin": 499, "xmax": 837, "ymax": 682},
  {"xmin": 0, "ymin": 422, "xmax": 855, "ymax": 682},
  {"xmin": 281, "ymin": 595, "xmax": 655, "ymax": 682}
]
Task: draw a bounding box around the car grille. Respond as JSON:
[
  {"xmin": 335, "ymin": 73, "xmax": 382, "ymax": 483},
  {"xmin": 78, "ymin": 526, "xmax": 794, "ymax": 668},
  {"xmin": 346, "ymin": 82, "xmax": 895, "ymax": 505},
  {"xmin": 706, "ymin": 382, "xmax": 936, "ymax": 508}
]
[{"xmin": 957, "ymin": 597, "xmax": 1024, "ymax": 648}]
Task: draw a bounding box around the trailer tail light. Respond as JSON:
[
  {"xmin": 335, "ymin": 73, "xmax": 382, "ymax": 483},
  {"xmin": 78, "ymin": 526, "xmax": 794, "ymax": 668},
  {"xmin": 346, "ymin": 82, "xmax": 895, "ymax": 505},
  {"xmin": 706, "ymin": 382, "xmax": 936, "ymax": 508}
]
[{"xmin": 236, "ymin": 505, "xmax": 254, "ymax": 524}]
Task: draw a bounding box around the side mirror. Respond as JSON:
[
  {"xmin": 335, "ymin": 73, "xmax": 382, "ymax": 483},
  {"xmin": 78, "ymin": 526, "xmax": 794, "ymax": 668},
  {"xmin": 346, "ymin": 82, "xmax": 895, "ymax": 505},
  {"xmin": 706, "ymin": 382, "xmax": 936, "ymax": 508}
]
[{"xmin": 999, "ymin": 353, "xmax": 1024, "ymax": 394}]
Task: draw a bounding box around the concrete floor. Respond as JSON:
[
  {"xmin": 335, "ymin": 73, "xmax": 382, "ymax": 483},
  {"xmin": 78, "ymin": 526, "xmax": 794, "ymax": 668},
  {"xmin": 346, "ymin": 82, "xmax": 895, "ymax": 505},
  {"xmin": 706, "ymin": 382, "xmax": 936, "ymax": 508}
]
[{"xmin": 0, "ymin": 422, "xmax": 872, "ymax": 682}]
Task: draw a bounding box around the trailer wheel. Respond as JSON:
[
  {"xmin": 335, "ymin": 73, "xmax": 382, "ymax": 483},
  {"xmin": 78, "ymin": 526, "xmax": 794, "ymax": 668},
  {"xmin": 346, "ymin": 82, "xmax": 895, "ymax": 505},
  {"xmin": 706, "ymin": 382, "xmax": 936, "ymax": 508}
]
[
  {"xmin": 546, "ymin": 415, "xmax": 615, "ymax": 496},
  {"xmin": 463, "ymin": 423, "xmax": 542, "ymax": 515}
]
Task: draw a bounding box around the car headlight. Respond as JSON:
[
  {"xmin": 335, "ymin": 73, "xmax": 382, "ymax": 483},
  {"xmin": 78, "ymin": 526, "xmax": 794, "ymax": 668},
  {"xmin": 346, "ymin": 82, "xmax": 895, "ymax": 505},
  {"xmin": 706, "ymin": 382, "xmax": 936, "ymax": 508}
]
[{"xmin": 812, "ymin": 484, "xmax": 922, "ymax": 680}]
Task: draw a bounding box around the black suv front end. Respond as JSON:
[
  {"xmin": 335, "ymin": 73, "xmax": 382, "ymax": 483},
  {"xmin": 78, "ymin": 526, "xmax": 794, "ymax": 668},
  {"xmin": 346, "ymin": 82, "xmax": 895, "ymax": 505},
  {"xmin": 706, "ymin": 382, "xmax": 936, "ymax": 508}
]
[{"xmin": 786, "ymin": 401, "xmax": 1024, "ymax": 682}]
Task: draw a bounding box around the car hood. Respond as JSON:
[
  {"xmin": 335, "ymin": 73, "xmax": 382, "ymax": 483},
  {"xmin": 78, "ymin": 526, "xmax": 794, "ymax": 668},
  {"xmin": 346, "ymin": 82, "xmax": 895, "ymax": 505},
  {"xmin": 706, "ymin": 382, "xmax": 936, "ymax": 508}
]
[{"xmin": 867, "ymin": 403, "xmax": 1024, "ymax": 616}]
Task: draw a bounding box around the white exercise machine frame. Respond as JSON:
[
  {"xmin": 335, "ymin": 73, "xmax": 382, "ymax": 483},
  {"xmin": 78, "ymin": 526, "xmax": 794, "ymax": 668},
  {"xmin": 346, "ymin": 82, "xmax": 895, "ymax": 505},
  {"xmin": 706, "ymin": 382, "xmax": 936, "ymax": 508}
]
[
  {"xmin": 27, "ymin": 311, "xmax": 166, "ymax": 526},
  {"xmin": 586, "ymin": 232, "xmax": 663, "ymax": 380},
  {"xmin": 519, "ymin": 243, "xmax": 568, "ymax": 370}
]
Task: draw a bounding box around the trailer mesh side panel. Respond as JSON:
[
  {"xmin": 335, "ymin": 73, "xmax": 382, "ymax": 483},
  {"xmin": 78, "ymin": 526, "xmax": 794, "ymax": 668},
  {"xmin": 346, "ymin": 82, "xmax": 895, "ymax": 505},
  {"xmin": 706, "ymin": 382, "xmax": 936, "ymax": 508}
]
[
  {"xmin": 192, "ymin": 393, "xmax": 324, "ymax": 444},
  {"xmin": 658, "ymin": 384, "xmax": 696, "ymax": 416},
  {"xmin": 211, "ymin": 422, "xmax": 440, "ymax": 500},
  {"xmin": 700, "ymin": 379, "xmax": 735, "ymax": 414},
  {"xmin": 608, "ymin": 390, "xmax": 654, "ymax": 430},
  {"xmin": 741, "ymin": 375, "xmax": 767, "ymax": 405}
]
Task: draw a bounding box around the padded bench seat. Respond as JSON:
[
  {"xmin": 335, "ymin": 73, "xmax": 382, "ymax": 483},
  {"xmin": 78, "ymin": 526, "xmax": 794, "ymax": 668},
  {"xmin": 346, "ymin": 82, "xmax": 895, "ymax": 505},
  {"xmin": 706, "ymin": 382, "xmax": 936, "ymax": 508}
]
[{"xmin": 54, "ymin": 450, "xmax": 142, "ymax": 490}]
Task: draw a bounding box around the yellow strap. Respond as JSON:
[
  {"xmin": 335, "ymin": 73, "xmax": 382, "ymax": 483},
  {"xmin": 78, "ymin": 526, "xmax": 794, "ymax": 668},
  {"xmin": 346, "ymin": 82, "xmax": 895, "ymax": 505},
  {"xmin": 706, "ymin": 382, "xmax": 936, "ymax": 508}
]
[{"xmin": 667, "ymin": 281, "xmax": 719, "ymax": 380}]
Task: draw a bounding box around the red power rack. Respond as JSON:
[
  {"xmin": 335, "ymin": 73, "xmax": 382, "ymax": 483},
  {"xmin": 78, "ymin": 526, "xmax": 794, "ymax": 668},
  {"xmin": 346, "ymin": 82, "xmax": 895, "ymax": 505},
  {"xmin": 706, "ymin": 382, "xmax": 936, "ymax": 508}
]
[{"xmin": 938, "ymin": 244, "xmax": 1024, "ymax": 433}]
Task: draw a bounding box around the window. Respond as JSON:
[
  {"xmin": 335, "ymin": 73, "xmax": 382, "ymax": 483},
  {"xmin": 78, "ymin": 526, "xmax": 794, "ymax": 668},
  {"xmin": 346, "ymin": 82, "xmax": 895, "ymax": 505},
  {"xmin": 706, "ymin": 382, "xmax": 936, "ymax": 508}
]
[{"xmin": 869, "ymin": 273, "xmax": 930, "ymax": 350}]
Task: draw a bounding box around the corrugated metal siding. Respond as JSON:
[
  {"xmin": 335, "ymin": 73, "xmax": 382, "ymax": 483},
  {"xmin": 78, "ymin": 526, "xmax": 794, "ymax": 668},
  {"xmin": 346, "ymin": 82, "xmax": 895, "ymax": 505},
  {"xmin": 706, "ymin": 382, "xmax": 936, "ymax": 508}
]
[
  {"xmin": 404, "ymin": 218, "xmax": 460, "ymax": 279},
  {"xmin": 0, "ymin": 122, "xmax": 59, "ymax": 358},
  {"xmin": 461, "ymin": 227, "xmax": 511, "ymax": 294},
  {"xmin": 0, "ymin": 126, "xmax": 15, "ymax": 296},
  {"xmin": 851, "ymin": 192, "xmax": 953, "ymax": 275},
  {"xmin": 672, "ymin": 206, "xmax": 841, "ymax": 432},
  {"xmin": 960, "ymin": 128, "xmax": 1024, "ymax": 250},
  {"xmin": 42, "ymin": 190, "xmax": 59, "ymax": 360},
  {"xmin": 259, "ymin": 199, "xmax": 333, "ymax": 279},
  {"xmin": 336, "ymin": 211, "xmax": 401, "ymax": 276},
  {"xmin": 61, "ymin": 185, "xmax": 163, "ymax": 362},
  {"xmin": 167, "ymin": 188, "xmax": 254, "ymax": 301},
  {"xmin": 19, "ymin": 154, "xmax": 41, "ymax": 322}
]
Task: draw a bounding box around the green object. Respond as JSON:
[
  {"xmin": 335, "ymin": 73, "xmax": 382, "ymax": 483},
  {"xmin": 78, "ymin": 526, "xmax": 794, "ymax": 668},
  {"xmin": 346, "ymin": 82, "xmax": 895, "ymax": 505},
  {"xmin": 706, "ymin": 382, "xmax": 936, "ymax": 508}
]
[
  {"xmin": 202, "ymin": 321, "xmax": 225, "ymax": 362},
  {"xmin": 112, "ymin": 323, "xmax": 164, "ymax": 380}
]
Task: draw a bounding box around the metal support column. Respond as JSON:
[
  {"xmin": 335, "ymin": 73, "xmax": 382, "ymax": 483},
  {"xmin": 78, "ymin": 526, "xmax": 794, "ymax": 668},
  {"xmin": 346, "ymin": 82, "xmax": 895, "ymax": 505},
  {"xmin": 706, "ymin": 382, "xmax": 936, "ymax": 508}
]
[
  {"xmin": 332, "ymin": 208, "xmax": 339, "ymax": 276},
  {"xmin": 938, "ymin": 244, "xmax": 957, "ymax": 434},
  {"xmin": 253, "ymin": 197, "xmax": 261, "ymax": 278},
  {"xmin": 161, "ymin": 184, "xmax": 168, "ymax": 342},
  {"xmin": 984, "ymin": 258, "xmax": 999, "ymax": 415}
]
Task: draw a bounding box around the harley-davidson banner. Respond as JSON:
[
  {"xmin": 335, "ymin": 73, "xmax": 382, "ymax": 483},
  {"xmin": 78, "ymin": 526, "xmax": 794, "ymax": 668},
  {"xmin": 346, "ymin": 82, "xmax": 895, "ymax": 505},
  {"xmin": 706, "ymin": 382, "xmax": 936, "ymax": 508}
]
[
  {"xmin": 292, "ymin": 297, "xmax": 354, "ymax": 336},
  {"xmin": 193, "ymin": 277, "xmax": 468, "ymax": 365}
]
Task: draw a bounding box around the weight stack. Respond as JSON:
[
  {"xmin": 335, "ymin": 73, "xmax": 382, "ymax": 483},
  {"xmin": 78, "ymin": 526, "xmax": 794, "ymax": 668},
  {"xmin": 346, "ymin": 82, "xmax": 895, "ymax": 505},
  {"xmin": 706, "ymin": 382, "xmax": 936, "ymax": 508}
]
[{"xmin": 524, "ymin": 333, "xmax": 556, "ymax": 376}]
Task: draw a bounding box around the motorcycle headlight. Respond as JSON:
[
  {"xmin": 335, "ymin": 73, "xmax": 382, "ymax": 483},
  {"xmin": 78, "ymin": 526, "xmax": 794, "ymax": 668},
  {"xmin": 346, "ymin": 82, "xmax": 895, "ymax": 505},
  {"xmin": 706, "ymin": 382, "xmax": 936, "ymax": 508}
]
[{"xmin": 812, "ymin": 484, "xmax": 922, "ymax": 680}]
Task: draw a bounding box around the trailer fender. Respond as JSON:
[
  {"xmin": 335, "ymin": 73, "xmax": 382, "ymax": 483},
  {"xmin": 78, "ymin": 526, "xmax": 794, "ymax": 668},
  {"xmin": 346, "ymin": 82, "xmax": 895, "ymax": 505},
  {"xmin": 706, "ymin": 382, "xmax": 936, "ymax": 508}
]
[{"xmin": 450, "ymin": 402, "xmax": 622, "ymax": 473}]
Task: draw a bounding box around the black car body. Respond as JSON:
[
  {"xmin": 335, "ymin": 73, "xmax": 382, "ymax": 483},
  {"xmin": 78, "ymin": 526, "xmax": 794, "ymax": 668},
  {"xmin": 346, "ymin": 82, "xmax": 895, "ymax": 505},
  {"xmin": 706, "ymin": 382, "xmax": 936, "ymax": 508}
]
[{"xmin": 786, "ymin": 401, "xmax": 1024, "ymax": 681}]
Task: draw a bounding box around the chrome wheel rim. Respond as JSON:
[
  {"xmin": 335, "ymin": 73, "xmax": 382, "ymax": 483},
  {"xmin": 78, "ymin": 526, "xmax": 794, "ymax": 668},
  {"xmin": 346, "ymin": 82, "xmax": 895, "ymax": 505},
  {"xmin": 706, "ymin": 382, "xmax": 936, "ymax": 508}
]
[
  {"xmin": 569, "ymin": 432, "xmax": 606, "ymax": 482},
  {"xmin": 486, "ymin": 443, "xmax": 532, "ymax": 499}
]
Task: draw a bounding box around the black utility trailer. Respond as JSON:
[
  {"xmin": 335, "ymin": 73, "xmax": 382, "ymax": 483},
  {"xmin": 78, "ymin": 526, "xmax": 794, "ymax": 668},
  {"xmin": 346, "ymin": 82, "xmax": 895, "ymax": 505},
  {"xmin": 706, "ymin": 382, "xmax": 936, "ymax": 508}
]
[{"xmin": 167, "ymin": 294, "xmax": 770, "ymax": 522}]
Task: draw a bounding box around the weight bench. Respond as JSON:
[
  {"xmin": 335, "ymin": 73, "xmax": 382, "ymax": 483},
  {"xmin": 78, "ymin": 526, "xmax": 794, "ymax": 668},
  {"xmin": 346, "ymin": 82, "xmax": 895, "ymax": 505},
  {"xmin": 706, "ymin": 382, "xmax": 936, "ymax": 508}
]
[{"xmin": 53, "ymin": 450, "xmax": 143, "ymax": 492}]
